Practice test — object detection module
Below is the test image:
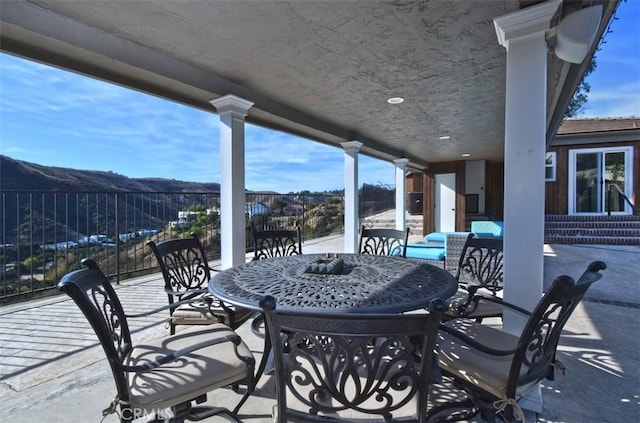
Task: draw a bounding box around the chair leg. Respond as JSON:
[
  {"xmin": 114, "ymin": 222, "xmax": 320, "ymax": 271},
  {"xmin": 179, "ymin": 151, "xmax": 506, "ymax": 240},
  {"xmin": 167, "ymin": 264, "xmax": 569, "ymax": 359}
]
[
  {"xmin": 232, "ymin": 388, "xmax": 253, "ymax": 416},
  {"xmin": 168, "ymin": 402, "xmax": 242, "ymax": 423},
  {"xmin": 252, "ymin": 324, "xmax": 273, "ymax": 384}
]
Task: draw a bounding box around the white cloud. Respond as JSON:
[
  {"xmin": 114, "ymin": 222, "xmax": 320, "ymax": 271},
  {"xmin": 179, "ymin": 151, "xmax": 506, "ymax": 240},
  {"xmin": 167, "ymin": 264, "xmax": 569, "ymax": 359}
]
[{"xmin": 582, "ymin": 81, "xmax": 640, "ymax": 118}]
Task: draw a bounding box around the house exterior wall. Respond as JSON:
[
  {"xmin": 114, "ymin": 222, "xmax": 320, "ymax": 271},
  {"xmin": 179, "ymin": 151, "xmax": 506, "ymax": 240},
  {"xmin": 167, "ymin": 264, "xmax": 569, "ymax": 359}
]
[
  {"xmin": 412, "ymin": 162, "xmax": 466, "ymax": 235},
  {"xmin": 545, "ymin": 140, "xmax": 640, "ymax": 214},
  {"xmin": 406, "ymin": 161, "xmax": 505, "ymax": 236},
  {"xmin": 486, "ymin": 162, "xmax": 505, "ymax": 220},
  {"xmin": 406, "ymin": 172, "xmax": 423, "ymax": 193},
  {"xmin": 406, "ymin": 120, "xmax": 639, "ymax": 232}
]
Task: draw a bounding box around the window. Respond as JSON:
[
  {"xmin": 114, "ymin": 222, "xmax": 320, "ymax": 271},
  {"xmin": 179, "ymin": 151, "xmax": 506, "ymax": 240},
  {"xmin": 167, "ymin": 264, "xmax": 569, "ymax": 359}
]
[{"xmin": 545, "ymin": 152, "xmax": 556, "ymax": 181}]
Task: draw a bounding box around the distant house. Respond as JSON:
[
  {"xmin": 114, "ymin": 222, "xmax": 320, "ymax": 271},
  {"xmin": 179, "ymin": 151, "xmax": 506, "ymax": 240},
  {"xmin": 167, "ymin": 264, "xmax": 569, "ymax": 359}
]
[
  {"xmin": 119, "ymin": 232, "xmax": 137, "ymax": 242},
  {"xmin": 283, "ymin": 203, "xmax": 305, "ymax": 216},
  {"xmin": 79, "ymin": 234, "xmax": 109, "ymax": 244},
  {"xmin": 137, "ymin": 229, "xmax": 158, "ymax": 237},
  {"xmin": 246, "ymin": 202, "xmax": 270, "ymax": 218},
  {"xmin": 171, "ymin": 210, "xmax": 204, "ymax": 229},
  {"xmin": 77, "ymin": 235, "xmax": 116, "ymax": 247},
  {"xmin": 546, "ymin": 118, "xmax": 639, "ymax": 216},
  {"xmin": 178, "ymin": 211, "xmax": 202, "ymax": 221},
  {"xmin": 405, "ymin": 117, "xmax": 638, "ymax": 233},
  {"xmin": 169, "ymin": 220, "xmax": 187, "ymax": 229}
]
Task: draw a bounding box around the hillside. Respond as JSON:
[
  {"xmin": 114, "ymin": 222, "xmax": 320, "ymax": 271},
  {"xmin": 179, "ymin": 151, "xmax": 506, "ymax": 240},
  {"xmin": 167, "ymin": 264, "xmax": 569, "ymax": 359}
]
[
  {"xmin": 0, "ymin": 155, "xmax": 223, "ymax": 244},
  {"xmin": 0, "ymin": 155, "xmax": 220, "ymax": 192}
]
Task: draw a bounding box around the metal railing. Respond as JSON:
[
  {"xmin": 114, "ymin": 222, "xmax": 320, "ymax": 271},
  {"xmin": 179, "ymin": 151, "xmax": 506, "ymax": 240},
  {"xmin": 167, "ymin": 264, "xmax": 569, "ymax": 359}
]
[
  {"xmin": 607, "ymin": 183, "xmax": 636, "ymax": 215},
  {"xmin": 0, "ymin": 191, "xmax": 344, "ymax": 302},
  {"xmin": 360, "ymin": 183, "xmax": 395, "ymax": 217}
]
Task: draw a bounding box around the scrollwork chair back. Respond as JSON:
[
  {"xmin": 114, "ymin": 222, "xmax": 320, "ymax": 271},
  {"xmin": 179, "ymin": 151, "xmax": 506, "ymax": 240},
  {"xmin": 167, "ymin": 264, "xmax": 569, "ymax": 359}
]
[
  {"xmin": 447, "ymin": 235, "xmax": 505, "ymax": 320},
  {"xmin": 358, "ymin": 225, "xmax": 410, "ymax": 257},
  {"xmin": 261, "ymin": 295, "xmax": 447, "ymax": 422},
  {"xmin": 147, "ymin": 233, "xmax": 252, "ymax": 333},
  {"xmin": 252, "ymin": 225, "xmax": 302, "ymax": 260}
]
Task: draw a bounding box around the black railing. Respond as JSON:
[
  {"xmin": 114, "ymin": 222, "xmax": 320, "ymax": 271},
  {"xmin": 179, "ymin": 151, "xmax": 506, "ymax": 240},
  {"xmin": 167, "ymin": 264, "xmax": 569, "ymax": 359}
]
[
  {"xmin": 360, "ymin": 183, "xmax": 395, "ymax": 217},
  {"xmin": 0, "ymin": 191, "xmax": 344, "ymax": 302},
  {"xmin": 607, "ymin": 183, "xmax": 636, "ymax": 215}
]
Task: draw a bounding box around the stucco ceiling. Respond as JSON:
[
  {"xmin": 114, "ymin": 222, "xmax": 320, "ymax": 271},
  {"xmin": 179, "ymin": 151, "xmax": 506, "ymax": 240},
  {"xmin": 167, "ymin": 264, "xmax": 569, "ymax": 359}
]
[{"xmin": 0, "ymin": 0, "xmax": 617, "ymax": 170}]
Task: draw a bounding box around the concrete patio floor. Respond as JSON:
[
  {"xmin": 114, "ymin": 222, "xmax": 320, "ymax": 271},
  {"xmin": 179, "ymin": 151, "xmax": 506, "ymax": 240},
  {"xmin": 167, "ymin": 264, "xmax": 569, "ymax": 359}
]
[{"xmin": 1, "ymin": 235, "xmax": 638, "ymax": 422}]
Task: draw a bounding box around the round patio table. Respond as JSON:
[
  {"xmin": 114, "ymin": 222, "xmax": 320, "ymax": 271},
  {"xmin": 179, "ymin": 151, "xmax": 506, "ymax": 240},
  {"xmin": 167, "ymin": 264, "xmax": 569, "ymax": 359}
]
[{"xmin": 209, "ymin": 253, "xmax": 457, "ymax": 313}]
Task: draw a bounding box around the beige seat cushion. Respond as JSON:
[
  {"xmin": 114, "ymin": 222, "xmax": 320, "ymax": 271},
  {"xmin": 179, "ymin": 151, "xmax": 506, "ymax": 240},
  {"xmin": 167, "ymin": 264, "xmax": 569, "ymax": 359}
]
[
  {"xmin": 126, "ymin": 324, "xmax": 253, "ymax": 410},
  {"xmin": 437, "ymin": 319, "xmax": 535, "ymax": 401},
  {"xmin": 172, "ymin": 301, "xmax": 255, "ymax": 328},
  {"xmin": 171, "ymin": 301, "xmax": 225, "ymax": 325}
]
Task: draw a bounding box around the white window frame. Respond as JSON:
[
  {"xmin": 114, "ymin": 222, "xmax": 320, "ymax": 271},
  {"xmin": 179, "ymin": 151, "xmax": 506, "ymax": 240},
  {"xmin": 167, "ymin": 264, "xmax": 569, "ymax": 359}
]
[
  {"xmin": 568, "ymin": 146, "xmax": 634, "ymax": 215},
  {"xmin": 545, "ymin": 152, "xmax": 556, "ymax": 182}
]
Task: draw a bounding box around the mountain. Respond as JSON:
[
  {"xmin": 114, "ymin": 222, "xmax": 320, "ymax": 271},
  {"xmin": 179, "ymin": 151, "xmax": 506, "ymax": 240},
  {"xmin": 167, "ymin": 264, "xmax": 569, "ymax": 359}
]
[
  {"xmin": 0, "ymin": 155, "xmax": 220, "ymax": 192},
  {"xmin": 0, "ymin": 155, "xmax": 221, "ymax": 244}
]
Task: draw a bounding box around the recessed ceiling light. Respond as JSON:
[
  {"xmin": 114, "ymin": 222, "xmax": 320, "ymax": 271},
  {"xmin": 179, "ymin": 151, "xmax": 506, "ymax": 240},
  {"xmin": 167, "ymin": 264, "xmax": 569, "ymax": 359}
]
[
  {"xmin": 461, "ymin": 153, "xmax": 471, "ymax": 157},
  {"xmin": 387, "ymin": 97, "xmax": 404, "ymax": 104},
  {"xmin": 438, "ymin": 135, "xmax": 450, "ymax": 140}
]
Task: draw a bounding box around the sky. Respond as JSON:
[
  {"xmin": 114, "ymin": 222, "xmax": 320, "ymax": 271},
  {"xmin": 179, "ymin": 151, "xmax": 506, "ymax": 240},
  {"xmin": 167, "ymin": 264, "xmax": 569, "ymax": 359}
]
[{"xmin": 1, "ymin": 1, "xmax": 638, "ymax": 194}]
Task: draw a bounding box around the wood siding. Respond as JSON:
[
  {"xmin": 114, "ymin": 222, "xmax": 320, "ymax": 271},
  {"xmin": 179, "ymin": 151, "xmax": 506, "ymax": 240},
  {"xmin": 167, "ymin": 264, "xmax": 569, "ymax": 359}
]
[
  {"xmin": 546, "ymin": 141, "xmax": 639, "ymax": 214},
  {"xmin": 485, "ymin": 162, "xmax": 504, "ymax": 220},
  {"xmin": 407, "ymin": 173, "xmax": 423, "ymax": 193},
  {"xmin": 419, "ymin": 161, "xmax": 467, "ymax": 235}
]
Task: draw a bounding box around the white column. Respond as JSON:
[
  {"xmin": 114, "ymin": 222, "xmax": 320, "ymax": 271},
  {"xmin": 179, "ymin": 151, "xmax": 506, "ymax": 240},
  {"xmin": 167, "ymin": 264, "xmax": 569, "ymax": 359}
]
[
  {"xmin": 494, "ymin": 1, "xmax": 560, "ymax": 413},
  {"xmin": 494, "ymin": 0, "xmax": 560, "ymax": 333},
  {"xmin": 341, "ymin": 141, "xmax": 363, "ymax": 253},
  {"xmin": 210, "ymin": 95, "xmax": 254, "ymax": 269},
  {"xmin": 394, "ymin": 158, "xmax": 409, "ymax": 232}
]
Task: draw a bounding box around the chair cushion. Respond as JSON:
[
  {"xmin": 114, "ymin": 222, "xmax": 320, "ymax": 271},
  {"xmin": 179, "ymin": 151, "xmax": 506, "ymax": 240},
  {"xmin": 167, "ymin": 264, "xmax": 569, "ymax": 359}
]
[
  {"xmin": 471, "ymin": 221, "xmax": 504, "ymax": 237},
  {"xmin": 171, "ymin": 301, "xmax": 255, "ymax": 328},
  {"xmin": 126, "ymin": 324, "xmax": 253, "ymax": 410},
  {"xmin": 389, "ymin": 245, "xmax": 404, "ymax": 256},
  {"xmin": 425, "ymin": 232, "xmax": 446, "ymax": 242},
  {"xmin": 405, "ymin": 244, "xmax": 446, "ymax": 261},
  {"xmin": 437, "ymin": 319, "xmax": 536, "ymax": 401},
  {"xmin": 171, "ymin": 301, "xmax": 225, "ymax": 325}
]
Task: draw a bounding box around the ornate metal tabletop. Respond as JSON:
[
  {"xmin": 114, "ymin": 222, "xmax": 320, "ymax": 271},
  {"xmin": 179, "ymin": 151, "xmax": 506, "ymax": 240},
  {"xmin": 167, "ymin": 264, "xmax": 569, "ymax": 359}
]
[{"xmin": 209, "ymin": 254, "xmax": 457, "ymax": 313}]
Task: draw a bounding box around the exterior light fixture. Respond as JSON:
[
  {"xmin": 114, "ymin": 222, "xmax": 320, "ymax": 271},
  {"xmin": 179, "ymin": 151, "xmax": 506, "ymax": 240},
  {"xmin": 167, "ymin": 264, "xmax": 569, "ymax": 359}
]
[
  {"xmin": 461, "ymin": 153, "xmax": 471, "ymax": 157},
  {"xmin": 438, "ymin": 135, "xmax": 451, "ymax": 140},
  {"xmin": 555, "ymin": 5, "xmax": 602, "ymax": 64},
  {"xmin": 387, "ymin": 97, "xmax": 404, "ymax": 104}
]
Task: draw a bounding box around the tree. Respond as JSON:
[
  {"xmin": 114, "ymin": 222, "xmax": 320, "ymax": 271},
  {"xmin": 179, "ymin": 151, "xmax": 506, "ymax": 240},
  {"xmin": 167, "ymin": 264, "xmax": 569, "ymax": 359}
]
[{"xmin": 564, "ymin": 57, "xmax": 597, "ymax": 118}]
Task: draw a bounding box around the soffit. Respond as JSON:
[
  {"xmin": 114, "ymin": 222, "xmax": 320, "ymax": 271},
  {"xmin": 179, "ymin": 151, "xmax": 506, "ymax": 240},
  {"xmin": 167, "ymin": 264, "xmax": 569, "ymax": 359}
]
[{"xmin": 0, "ymin": 0, "xmax": 616, "ymax": 169}]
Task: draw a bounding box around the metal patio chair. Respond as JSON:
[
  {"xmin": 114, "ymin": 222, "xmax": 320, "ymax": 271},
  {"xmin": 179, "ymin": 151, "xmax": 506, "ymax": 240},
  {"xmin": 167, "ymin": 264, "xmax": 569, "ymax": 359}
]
[
  {"xmin": 252, "ymin": 224, "xmax": 302, "ymax": 260},
  {"xmin": 57, "ymin": 258, "xmax": 255, "ymax": 423},
  {"xmin": 429, "ymin": 261, "xmax": 606, "ymax": 422},
  {"xmin": 445, "ymin": 235, "xmax": 505, "ymax": 322},
  {"xmin": 147, "ymin": 233, "xmax": 254, "ymax": 334},
  {"xmin": 250, "ymin": 224, "xmax": 302, "ymax": 338},
  {"xmin": 358, "ymin": 225, "xmax": 410, "ymax": 257},
  {"xmin": 260, "ymin": 295, "xmax": 448, "ymax": 422}
]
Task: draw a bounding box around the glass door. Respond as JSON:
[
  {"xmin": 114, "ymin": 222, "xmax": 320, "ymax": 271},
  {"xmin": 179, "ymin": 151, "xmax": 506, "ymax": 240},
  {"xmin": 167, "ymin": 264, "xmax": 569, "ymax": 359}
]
[
  {"xmin": 574, "ymin": 152, "xmax": 600, "ymax": 213},
  {"xmin": 603, "ymin": 151, "xmax": 626, "ymax": 213},
  {"xmin": 570, "ymin": 147, "xmax": 633, "ymax": 215}
]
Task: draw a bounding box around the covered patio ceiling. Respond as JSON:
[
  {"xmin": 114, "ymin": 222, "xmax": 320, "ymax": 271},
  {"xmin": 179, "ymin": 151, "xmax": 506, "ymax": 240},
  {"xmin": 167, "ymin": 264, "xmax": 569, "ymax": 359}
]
[{"xmin": 0, "ymin": 0, "xmax": 617, "ymax": 170}]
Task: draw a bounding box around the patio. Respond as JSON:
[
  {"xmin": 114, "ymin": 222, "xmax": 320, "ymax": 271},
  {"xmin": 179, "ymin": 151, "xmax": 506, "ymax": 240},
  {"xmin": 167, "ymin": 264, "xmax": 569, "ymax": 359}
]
[{"xmin": 1, "ymin": 235, "xmax": 638, "ymax": 422}]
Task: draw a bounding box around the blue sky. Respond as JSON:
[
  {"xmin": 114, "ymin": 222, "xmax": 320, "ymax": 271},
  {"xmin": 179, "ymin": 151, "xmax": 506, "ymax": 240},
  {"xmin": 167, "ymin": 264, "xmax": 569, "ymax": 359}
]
[{"xmin": 1, "ymin": 1, "xmax": 638, "ymax": 193}]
